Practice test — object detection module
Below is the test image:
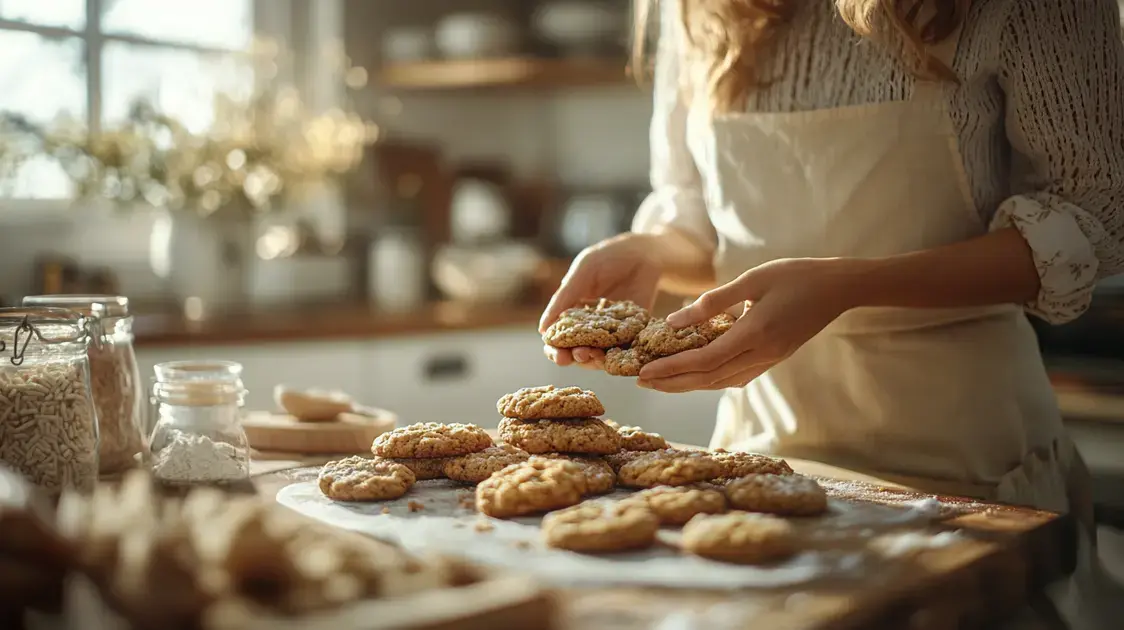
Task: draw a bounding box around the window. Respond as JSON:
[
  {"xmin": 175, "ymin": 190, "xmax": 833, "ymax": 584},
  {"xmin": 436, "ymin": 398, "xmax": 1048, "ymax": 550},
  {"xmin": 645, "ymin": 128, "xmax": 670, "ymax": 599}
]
[{"xmin": 0, "ymin": 0, "xmax": 255, "ymax": 200}]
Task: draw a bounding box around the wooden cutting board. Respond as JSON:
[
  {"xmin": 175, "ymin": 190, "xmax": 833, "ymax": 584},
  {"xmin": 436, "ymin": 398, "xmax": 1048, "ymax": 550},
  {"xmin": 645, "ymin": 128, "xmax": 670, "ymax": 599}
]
[{"xmin": 242, "ymin": 410, "xmax": 397, "ymax": 454}]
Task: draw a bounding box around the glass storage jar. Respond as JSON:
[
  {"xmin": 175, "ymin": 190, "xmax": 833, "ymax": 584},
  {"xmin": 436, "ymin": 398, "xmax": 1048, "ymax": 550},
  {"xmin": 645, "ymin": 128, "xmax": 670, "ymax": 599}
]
[
  {"xmin": 24, "ymin": 295, "xmax": 145, "ymax": 475},
  {"xmin": 0, "ymin": 307, "xmax": 99, "ymax": 493},
  {"xmin": 148, "ymin": 360, "xmax": 250, "ymax": 485}
]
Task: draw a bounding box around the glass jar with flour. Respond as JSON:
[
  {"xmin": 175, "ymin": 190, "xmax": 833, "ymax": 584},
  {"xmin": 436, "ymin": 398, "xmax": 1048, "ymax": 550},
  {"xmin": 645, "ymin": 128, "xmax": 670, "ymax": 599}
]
[{"xmin": 148, "ymin": 360, "xmax": 250, "ymax": 485}]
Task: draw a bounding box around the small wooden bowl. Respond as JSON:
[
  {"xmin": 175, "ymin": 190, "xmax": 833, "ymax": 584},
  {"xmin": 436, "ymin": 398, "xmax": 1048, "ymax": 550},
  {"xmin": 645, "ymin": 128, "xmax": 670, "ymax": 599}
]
[{"xmin": 242, "ymin": 410, "xmax": 398, "ymax": 454}]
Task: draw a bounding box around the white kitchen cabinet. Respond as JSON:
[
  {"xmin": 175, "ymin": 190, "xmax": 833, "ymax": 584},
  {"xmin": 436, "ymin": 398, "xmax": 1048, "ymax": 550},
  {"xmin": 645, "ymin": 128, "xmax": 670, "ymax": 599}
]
[{"xmin": 135, "ymin": 341, "xmax": 368, "ymax": 412}]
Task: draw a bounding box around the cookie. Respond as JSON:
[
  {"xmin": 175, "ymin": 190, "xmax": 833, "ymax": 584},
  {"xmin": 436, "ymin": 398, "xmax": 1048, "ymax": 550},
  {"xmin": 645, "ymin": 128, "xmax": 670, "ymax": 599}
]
[
  {"xmin": 710, "ymin": 448, "xmax": 794, "ymax": 479},
  {"xmin": 499, "ymin": 417, "xmax": 622, "ymax": 455},
  {"xmin": 536, "ymin": 454, "xmax": 616, "ymax": 494},
  {"xmin": 371, "ymin": 422, "xmax": 493, "ymax": 459},
  {"xmin": 624, "ymin": 485, "xmax": 727, "ymax": 525},
  {"xmin": 496, "ymin": 385, "xmax": 605, "ymax": 420},
  {"xmin": 604, "ymin": 347, "xmax": 649, "ymax": 377},
  {"xmin": 681, "ymin": 512, "xmax": 798, "ymax": 564},
  {"xmin": 391, "ymin": 457, "xmax": 448, "ymax": 481},
  {"xmin": 616, "ymin": 449, "xmax": 722, "ymax": 488},
  {"xmin": 542, "ymin": 501, "xmax": 659, "ymax": 553},
  {"xmin": 475, "ymin": 458, "xmax": 588, "ymax": 518},
  {"xmin": 542, "ymin": 299, "xmax": 650, "ymax": 349},
  {"xmin": 724, "ymin": 474, "xmax": 828, "ymax": 516},
  {"xmin": 443, "ymin": 444, "xmax": 530, "ymax": 484},
  {"xmin": 604, "ymin": 314, "xmax": 738, "ymax": 376},
  {"xmin": 604, "ymin": 449, "xmax": 653, "ymax": 472},
  {"xmin": 318, "ymin": 456, "xmax": 415, "ymax": 501},
  {"xmin": 617, "ymin": 425, "xmax": 668, "ymax": 451}
]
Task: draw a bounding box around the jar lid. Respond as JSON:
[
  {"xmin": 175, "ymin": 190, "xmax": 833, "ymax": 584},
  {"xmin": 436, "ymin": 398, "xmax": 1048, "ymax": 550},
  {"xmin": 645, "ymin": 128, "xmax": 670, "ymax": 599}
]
[
  {"xmin": 23, "ymin": 295, "xmax": 130, "ymax": 318},
  {"xmin": 0, "ymin": 307, "xmax": 91, "ymax": 365}
]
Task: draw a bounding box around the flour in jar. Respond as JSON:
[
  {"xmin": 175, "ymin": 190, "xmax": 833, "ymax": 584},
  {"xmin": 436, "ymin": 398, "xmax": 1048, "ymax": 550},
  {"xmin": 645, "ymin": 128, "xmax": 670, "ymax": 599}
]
[{"xmin": 151, "ymin": 429, "xmax": 248, "ymax": 483}]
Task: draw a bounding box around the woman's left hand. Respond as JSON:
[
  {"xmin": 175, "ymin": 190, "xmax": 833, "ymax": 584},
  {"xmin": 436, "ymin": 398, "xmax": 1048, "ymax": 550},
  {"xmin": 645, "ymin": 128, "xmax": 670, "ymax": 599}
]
[{"xmin": 637, "ymin": 257, "xmax": 861, "ymax": 392}]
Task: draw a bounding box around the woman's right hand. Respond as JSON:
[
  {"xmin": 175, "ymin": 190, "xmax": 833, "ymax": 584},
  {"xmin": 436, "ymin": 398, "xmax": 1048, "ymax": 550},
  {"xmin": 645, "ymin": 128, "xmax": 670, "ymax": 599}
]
[{"xmin": 539, "ymin": 233, "xmax": 663, "ymax": 370}]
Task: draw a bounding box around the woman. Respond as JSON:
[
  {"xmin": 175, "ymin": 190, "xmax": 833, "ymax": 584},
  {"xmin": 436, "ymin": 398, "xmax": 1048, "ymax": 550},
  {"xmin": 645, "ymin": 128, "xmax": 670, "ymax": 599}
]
[{"xmin": 541, "ymin": 0, "xmax": 1124, "ymax": 626}]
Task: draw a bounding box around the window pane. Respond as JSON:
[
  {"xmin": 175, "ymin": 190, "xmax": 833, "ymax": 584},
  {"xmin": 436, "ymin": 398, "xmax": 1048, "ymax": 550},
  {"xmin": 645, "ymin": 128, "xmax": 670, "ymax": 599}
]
[
  {"xmin": 0, "ymin": 31, "xmax": 85, "ymax": 199},
  {"xmin": 102, "ymin": 42, "xmax": 250, "ymax": 133},
  {"xmin": 101, "ymin": 0, "xmax": 252, "ymax": 50},
  {"xmin": 0, "ymin": 0, "xmax": 85, "ymax": 29}
]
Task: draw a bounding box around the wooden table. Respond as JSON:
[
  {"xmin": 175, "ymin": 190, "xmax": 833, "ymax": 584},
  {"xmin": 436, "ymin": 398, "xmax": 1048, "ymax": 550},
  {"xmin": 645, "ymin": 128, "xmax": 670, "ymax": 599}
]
[{"xmin": 250, "ymin": 454, "xmax": 1075, "ymax": 630}]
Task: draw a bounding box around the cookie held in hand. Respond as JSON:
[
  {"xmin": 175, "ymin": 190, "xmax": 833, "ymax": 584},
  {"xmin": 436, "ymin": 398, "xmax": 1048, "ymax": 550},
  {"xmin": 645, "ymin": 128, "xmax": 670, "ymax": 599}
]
[
  {"xmin": 542, "ymin": 299, "xmax": 650, "ymax": 349},
  {"xmin": 603, "ymin": 313, "xmax": 737, "ymax": 376}
]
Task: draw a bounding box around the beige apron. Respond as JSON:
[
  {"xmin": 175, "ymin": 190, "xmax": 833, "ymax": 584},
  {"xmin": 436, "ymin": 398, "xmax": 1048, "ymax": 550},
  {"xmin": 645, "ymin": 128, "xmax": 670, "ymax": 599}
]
[{"xmin": 684, "ymin": 24, "xmax": 1122, "ymax": 629}]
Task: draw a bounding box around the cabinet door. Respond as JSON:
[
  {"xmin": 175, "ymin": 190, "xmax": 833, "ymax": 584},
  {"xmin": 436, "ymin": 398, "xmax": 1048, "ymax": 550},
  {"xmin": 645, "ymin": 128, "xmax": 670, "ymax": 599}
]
[{"xmin": 135, "ymin": 341, "xmax": 367, "ymax": 412}]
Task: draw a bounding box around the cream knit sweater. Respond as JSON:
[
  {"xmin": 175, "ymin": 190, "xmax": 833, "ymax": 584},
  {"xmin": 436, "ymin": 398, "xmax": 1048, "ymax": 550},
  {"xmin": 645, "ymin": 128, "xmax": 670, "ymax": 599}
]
[{"xmin": 634, "ymin": 0, "xmax": 1124, "ymax": 323}]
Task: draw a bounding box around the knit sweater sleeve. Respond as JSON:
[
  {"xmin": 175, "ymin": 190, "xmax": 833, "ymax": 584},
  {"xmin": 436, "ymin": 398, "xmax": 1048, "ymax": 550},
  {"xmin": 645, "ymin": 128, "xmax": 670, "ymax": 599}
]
[
  {"xmin": 989, "ymin": 0, "xmax": 1124, "ymax": 324},
  {"xmin": 630, "ymin": 0, "xmax": 718, "ymax": 251}
]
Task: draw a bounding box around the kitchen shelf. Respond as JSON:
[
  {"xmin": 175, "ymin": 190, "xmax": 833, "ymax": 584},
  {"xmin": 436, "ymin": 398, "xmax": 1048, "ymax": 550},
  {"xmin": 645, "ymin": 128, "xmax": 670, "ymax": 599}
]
[{"xmin": 379, "ymin": 57, "xmax": 631, "ymax": 91}]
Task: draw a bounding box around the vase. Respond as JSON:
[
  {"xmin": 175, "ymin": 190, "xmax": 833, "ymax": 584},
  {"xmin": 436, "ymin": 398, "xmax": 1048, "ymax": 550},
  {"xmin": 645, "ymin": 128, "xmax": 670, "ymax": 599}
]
[{"xmin": 149, "ymin": 209, "xmax": 256, "ymax": 313}]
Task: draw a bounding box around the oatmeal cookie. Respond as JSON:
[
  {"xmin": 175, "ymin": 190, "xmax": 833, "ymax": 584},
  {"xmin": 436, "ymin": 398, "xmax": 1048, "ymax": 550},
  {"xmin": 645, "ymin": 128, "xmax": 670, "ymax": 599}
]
[
  {"xmin": 624, "ymin": 485, "xmax": 727, "ymax": 525},
  {"xmin": 604, "ymin": 314, "xmax": 738, "ymax": 376},
  {"xmin": 604, "ymin": 449, "xmax": 653, "ymax": 472},
  {"xmin": 710, "ymin": 448, "xmax": 794, "ymax": 479},
  {"xmin": 496, "ymin": 385, "xmax": 605, "ymax": 420},
  {"xmin": 542, "ymin": 299, "xmax": 650, "ymax": 349},
  {"xmin": 536, "ymin": 454, "xmax": 616, "ymax": 494},
  {"xmin": 724, "ymin": 474, "xmax": 828, "ymax": 516},
  {"xmin": 616, "ymin": 449, "xmax": 722, "ymax": 488},
  {"xmin": 475, "ymin": 458, "xmax": 588, "ymax": 518},
  {"xmin": 681, "ymin": 512, "xmax": 798, "ymax": 564},
  {"xmin": 499, "ymin": 417, "xmax": 621, "ymax": 455},
  {"xmin": 542, "ymin": 501, "xmax": 659, "ymax": 553},
  {"xmin": 617, "ymin": 425, "xmax": 668, "ymax": 451},
  {"xmin": 371, "ymin": 422, "xmax": 493, "ymax": 459},
  {"xmin": 443, "ymin": 444, "xmax": 530, "ymax": 484},
  {"xmin": 318, "ymin": 456, "xmax": 415, "ymax": 501},
  {"xmin": 391, "ymin": 457, "xmax": 448, "ymax": 481}
]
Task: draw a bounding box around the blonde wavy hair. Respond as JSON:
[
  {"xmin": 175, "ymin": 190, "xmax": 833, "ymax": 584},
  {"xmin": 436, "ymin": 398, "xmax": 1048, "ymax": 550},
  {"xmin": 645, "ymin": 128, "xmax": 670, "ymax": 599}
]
[{"xmin": 634, "ymin": 0, "xmax": 971, "ymax": 113}]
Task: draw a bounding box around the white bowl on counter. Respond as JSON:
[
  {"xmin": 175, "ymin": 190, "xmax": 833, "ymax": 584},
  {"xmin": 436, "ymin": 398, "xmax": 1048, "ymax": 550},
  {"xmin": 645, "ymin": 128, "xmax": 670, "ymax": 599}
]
[
  {"xmin": 434, "ymin": 13, "xmax": 520, "ymax": 59},
  {"xmin": 432, "ymin": 242, "xmax": 542, "ymax": 304},
  {"xmin": 382, "ymin": 26, "xmax": 434, "ymax": 62},
  {"xmin": 533, "ymin": 1, "xmax": 628, "ymax": 56}
]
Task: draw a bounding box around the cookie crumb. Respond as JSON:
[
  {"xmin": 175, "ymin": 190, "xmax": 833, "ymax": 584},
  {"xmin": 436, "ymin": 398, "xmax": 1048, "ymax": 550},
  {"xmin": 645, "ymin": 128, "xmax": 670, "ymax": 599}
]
[
  {"xmin": 474, "ymin": 520, "xmax": 495, "ymax": 533},
  {"xmin": 408, "ymin": 500, "xmax": 425, "ymax": 512},
  {"xmin": 381, "ymin": 506, "xmax": 391, "ymax": 515},
  {"xmin": 512, "ymin": 540, "xmax": 531, "ymax": 550}
]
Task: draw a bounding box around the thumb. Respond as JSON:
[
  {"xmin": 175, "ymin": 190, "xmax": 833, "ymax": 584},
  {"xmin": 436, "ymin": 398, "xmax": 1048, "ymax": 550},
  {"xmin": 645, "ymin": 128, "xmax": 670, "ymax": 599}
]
[{"xmin": 667, "ymin": 269, "xmax": 762, "ymax": 328}]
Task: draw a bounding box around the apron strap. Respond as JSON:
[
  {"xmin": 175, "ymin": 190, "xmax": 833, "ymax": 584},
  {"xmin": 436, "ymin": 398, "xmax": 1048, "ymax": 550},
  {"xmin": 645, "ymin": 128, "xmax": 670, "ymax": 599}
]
[{"xmin": 911, "ymin": 18, "xmax": 965, "ymax": 102}]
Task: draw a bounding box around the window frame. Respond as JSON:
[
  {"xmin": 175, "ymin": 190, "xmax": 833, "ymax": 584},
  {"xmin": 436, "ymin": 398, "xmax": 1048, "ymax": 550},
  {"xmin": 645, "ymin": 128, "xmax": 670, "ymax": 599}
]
[{"xmin": 0, "ymin": 0, "xmax": 295, "ymax": 216}]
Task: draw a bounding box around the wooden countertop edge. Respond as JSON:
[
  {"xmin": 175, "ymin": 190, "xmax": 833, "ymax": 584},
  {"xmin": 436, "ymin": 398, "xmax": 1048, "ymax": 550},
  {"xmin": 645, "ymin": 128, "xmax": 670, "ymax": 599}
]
[{"xmin": 132, "ymin": 302, "xmax": 546, "ymax": 348}]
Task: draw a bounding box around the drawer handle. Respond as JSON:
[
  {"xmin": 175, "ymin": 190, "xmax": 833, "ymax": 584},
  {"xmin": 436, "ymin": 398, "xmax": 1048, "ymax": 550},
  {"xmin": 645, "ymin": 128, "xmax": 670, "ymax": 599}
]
[{"xmin": 423, "ymin": 354, "xmax": 470, "ymax": 381}]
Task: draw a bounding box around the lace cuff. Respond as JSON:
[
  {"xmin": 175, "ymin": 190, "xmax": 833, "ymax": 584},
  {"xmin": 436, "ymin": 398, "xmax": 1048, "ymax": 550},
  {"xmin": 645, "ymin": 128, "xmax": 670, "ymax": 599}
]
[{"xmin": 990, "ymin": 194, "xmax": 1103, "ymax": 324}]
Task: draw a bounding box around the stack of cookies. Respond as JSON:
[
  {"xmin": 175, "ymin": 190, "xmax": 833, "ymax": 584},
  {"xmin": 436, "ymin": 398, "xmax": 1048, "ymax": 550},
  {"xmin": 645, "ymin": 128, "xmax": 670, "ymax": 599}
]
[
  {"xmin": 313, "ymin": 381, "xmax": 834, "ymax": 568},
  {"xmin": 540, "ymin": 298, "xmax": 737, "ymax": 376},
  {"xmin": 318, "ymin": 421, "xmax": 495, "ymax": 502}
]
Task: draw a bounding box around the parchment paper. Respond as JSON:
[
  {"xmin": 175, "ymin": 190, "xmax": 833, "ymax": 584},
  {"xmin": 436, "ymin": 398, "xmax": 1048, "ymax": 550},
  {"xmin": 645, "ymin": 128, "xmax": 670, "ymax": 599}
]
[{"xmin": 277, "ymin": 480, "xmax": 947, "ymax": 590}]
